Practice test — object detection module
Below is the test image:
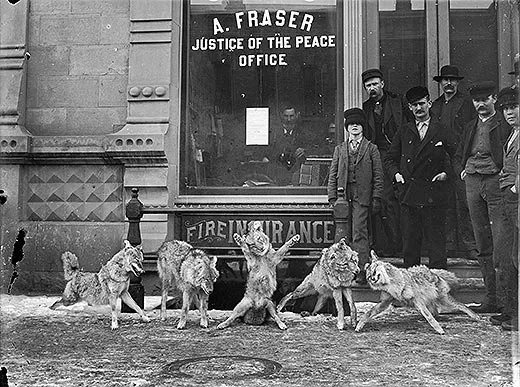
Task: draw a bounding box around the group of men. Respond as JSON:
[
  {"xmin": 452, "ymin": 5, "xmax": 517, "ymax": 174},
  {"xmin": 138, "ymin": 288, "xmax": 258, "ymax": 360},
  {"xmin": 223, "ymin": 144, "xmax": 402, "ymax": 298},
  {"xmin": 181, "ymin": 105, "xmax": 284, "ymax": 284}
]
[{"xmin": 328, "ymin": 63, "xmax": 519, "ymax": 331}]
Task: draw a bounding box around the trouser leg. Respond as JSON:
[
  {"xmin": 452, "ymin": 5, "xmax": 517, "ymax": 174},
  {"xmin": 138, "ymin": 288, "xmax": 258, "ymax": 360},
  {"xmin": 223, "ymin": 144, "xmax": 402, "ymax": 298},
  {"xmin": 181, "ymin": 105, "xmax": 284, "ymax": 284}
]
[
  {"xmin": 351, "ymin": 199, "xmax": 370, "ymax": 269},
  {"xmin": 465, "ymin": 174, "xmax": 496, "ymax": 306},
  {"xmin": 401, "ymin": 204, "xmax": 422, "ymax": 268},
  {"xmin": 424, "ymin": 207, "xmax": 447, "ymax": 269}
]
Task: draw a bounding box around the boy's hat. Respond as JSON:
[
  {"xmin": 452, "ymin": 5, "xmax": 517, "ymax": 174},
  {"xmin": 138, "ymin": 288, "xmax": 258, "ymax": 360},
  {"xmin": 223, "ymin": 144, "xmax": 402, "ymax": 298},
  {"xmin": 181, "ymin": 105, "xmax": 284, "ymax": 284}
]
[
  {"xmin": 361, "ymin": 68, "xmax": 384, "ymax": 83},
  {"xmin": 344, "ymin": 108, "xmax": 366, "ymax": 127},
  {"xmin": 497, "ymin": 85, "xmax": 518, "ymax": 107},
  {"xmin": 468, "ymin": 81, "xmax": 497, "ymax": 99},
  {"xmin": 405, "ymin": 86, "xmax": 429, "ymax": 104}
]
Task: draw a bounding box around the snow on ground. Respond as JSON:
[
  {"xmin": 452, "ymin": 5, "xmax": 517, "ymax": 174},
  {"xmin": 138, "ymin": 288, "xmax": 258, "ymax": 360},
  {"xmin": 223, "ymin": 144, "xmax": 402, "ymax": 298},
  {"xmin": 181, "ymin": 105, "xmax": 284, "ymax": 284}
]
[{"xmin": 0, "ymin": 294, "xmax": 379, "ymax": 324}]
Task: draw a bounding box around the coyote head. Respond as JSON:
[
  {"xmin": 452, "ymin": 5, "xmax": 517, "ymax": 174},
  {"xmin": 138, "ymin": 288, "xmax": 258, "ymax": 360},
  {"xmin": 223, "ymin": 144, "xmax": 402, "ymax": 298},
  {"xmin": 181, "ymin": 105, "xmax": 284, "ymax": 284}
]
[
  {"xmin": 185, "ymin": 249, "xmax": 219, "ymax": 295},
  {"xmin": 121, "ymin": 240, "xmax": 145, "ymax": 276},
  {"xmin": 364, "ymin": 250, "xmax": 390, "ymax": 288},
  {"xmin": 243, "ymin": 221, "xmax": 271, "ymax": 257},
  {"xmin": 321, "ymin": 238, "xmax": 360, "ymax": 284}
]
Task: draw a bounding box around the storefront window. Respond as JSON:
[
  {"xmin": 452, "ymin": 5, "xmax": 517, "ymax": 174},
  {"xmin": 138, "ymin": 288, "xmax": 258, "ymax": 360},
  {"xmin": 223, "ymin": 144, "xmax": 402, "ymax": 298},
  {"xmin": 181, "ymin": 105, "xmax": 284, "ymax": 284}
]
[
  {"xmin": 449, "ymin": 0, "xmax": 498, "ymax": 88},
  {"xmin": 379, "ymin": 0, "xmax": 426, "ymax": 92},
  {"xmin": 181, "ymin": 0, "xmax": 337, "ymax": 195}
]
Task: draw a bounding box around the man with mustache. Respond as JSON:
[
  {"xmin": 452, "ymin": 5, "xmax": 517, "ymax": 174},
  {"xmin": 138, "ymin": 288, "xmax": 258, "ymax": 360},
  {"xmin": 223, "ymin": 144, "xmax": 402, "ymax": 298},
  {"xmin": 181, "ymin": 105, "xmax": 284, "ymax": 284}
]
[
  {"xmin": 431, "ymin": 65, "xmax": 477, "ymax": 261},
  {"xmin": 384, "ymin": 86, "xmax": 456, "ymax": 269},
  {"xmin": 454, "ymin": 81, "xmax": 512, "ymax": 314},
  {"xmin": 361, "ymin": 69, "xmax": 412, "ymax": 257},
  {"xmin": 494, "ymin": 85, "xmax": 519, "ymax": 331}
]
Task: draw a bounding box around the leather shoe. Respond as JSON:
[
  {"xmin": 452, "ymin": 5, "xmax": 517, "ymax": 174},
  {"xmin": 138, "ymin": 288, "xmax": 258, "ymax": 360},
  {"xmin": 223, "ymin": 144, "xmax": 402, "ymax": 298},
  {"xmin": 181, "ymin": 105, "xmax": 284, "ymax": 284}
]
[
  {"xmin": 502, "ymin": 318, "xmax": 518, "ymax": 331},
  {"xmin": 490, "ymin": 314, "xmax": 511, "ymax": 325},
  {"xmin": 469, "ymin": 304, "xmax": 501, "ymax": 313}
]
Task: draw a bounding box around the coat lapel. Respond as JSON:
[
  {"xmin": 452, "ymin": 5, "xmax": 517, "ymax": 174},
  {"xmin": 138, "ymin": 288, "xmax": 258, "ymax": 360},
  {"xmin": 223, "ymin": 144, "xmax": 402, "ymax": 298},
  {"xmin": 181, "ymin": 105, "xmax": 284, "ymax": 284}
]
[{"xmin": 417, "ymin": 121, "xmax": 437, "ymax": 155}]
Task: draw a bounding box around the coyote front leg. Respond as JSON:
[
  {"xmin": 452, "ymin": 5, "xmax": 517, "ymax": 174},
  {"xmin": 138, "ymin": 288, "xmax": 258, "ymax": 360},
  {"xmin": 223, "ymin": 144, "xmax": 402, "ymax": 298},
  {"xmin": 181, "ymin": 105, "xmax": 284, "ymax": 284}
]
[
  {"xmin": 332, "ymin": 288, "xmax": 345, "ymax": 330},
  {"xmin": 355, "ymin": 292, "xmax": 393, "ymax": 332},
  {"xmin": 120, "ymin": 290, "xmax": 150, "ymax": 324},
  {"xmin": 273, "ymin": 235, "xmax": 300, "ymax": 264},
  {"xmin": 217, "ymin": 297, "xmax": 254, "ymax": 329},
  {"xmin": 342, "ymin": 287, "xmax": 357, "ymax": 327}
]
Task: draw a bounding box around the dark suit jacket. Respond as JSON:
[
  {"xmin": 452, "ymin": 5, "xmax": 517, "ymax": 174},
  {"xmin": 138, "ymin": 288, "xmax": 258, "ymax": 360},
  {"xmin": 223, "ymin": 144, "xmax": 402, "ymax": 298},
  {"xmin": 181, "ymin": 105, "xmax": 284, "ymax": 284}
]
[
  {"xmin": 384, "ymin": 120, "xmax": 456, "ymax": 207},
  {"xmin": 362, "ymin": 90, "xmax": 412, "ymax": 148},
  {"xmin": 454, "ymin": 113, "xmax": 512, "ymax": 175},
  {"xmin": 327, "ymin": 137, "xmax": 383, "ymax": 206},
  {"xmin": 430, "ymin": 91, "xmax": 476, "ymax": 145}
]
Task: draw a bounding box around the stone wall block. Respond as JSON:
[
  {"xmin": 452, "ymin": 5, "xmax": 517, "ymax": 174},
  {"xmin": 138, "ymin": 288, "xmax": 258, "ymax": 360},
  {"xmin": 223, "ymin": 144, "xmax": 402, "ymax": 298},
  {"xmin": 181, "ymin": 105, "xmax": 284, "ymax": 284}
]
[
  {"xmin": 99, "ymin": 75, "xmax": 127, "ymax": 107},
  {"xmin": 30, "ymin": 0, "xmax": 71, "ymax": 14},
  {"xmin": 37, "ymin": 76, "xmax": 98, "ymax": 108},
  {"xmin": 128, "ymin": 44, "xmax": 171, "ymax": 84},
  {"xmin": 66, "ymin": 107, "xmax": 126, "ymax": 135},
  {"xmin": 73, "ymin": 0, "xmax": 129, "ymax": 15},
  {"xmin": 27, "ymin": 46, "xmax": 70, "ymax": 76},
  {"xmin": 40, "ymin": 16, "xmax": 100, "ymax": 46},
  {"xmin": 70, "ymin": 45, "xmax": 128, "ymax": 76},
  {"xmin": 100, "ymin": 15, "xmax": 129, "ymax": 44},
  {"xmin": 26, "ymin": 108, "xmax": 67, "ymax": 136}
]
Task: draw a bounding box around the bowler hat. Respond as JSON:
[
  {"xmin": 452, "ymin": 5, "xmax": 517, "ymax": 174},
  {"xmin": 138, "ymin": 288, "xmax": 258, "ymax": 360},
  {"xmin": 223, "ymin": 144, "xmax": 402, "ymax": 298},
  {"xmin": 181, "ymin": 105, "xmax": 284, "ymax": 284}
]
[
  {"xmin": 468, "ymin": 81, "xmax": 497, "ymax": 99},
  {"xmin": 405, "ymin": 86, "xmax": 429, "ymax": 104},
  {"xmin": 361, "ymin": 68, "xmax": 384, "ymax": 83},
  {"xmin": 509, "ymin": 61, "xmax": 519, "ymax": 76},
  {"xmin": 433, "ymin": 65, "xmax": 464, "ymax": 82},
  {"xmin": 497, "ymin": 85, "xmax": 518, "ymax": 107},
  {"xmin": 344, "ymin": 108, "xmax": 366, "ymax": 127}
]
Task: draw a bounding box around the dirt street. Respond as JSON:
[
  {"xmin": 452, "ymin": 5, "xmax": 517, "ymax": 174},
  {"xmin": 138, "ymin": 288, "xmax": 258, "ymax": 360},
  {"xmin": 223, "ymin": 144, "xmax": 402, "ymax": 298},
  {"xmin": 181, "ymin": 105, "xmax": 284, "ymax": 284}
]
[{"xmin": 0, "ymin": 295, "xmax": 516, "ymax": 387}]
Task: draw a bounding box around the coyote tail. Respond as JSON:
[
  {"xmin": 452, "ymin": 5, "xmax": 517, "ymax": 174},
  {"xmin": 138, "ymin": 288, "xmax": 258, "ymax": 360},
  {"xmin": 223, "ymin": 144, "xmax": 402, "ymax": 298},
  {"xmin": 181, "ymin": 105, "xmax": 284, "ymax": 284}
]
[{"xmin": 61, "ymin": 252, "xmax": 80, "ymax": 281}]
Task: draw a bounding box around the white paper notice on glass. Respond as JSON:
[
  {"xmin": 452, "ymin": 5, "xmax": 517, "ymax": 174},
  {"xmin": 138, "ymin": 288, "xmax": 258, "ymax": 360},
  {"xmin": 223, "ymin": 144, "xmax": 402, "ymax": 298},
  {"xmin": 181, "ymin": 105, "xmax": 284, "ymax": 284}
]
[{"xmin": 246, "ymin": 107, "xmax": 269, "ymax": 145}]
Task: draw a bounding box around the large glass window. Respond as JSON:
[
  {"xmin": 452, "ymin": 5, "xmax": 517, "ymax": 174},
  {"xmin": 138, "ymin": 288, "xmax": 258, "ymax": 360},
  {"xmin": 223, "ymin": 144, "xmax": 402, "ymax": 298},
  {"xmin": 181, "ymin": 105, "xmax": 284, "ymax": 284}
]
[
  {"xmin": 181, "ymin": 0, "xmax": 337, "ymax": 195},
  {"xmin": 449, "ymin": 0, "xmax": 498, "ymax": 88},
  {"xmin": 379, "ymin": 0, "xmax": 426, "ymax": 93}
]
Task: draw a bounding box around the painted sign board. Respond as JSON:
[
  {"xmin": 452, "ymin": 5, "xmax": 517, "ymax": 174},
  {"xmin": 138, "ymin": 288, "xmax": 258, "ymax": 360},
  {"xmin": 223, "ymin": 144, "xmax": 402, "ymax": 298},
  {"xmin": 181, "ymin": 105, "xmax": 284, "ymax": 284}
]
[{"xmin": 178, "ymin": 213, "xmax": 335, "ymax": 248}]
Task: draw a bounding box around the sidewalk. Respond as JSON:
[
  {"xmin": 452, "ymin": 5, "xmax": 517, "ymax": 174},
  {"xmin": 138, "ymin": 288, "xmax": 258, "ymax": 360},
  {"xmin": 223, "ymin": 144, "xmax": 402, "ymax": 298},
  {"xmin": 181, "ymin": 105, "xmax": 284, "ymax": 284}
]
[{"xmin": 0, "ymin": 295, "xmax": 516, "ymax": 387}]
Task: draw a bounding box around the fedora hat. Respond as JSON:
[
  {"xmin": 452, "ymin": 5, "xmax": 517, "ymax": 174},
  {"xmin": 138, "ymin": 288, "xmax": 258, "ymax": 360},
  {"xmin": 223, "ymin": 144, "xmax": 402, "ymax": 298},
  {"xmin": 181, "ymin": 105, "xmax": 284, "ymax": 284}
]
[{"xmin": 433, "ymin": 65, "xmax": 464, "ymax": 82}]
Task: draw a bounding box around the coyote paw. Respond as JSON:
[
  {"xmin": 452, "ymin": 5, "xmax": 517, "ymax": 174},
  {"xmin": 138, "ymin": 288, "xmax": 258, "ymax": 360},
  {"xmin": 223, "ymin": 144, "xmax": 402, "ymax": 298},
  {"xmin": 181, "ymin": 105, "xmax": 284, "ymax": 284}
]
[
  {"xmin": 177, "ymin": 320, "xmax": 187, "ymax": 330},
  {"xmin": 216, "ymin": 322, "xmax": 226, "ymax": 330},
  {"xmin": 277, "ymin": 321, "xmax": 287, "ymax": 330},
  {"xmin": 233, "ymin": 233, "xmax": 244, "ymax": 246},
  {"xmin": 336, "ymin": 321, "xmax": 344, "ymax": 330},
  {"xmin": 141, "ymin": 315, "xmax": 151, "ymax": 323},
  {"xmin": 111, "ymin": 322, "xmax": 119, "ymax": 330}
]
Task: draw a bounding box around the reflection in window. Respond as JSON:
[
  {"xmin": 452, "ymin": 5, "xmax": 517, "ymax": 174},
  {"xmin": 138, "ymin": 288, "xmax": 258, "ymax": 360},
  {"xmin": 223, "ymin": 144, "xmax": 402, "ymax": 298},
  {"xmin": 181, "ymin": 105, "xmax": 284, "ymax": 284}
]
[
  {"xmin": 181, "ymin": 0, "xmax": 337, "ymax": 195},
  {"xmin": 379, "ymin": 0, "xmax": 426, "ymax": 93},
  {"xmin": 449, "ymin": 0, "xmax": 498, "ymax": 88}
]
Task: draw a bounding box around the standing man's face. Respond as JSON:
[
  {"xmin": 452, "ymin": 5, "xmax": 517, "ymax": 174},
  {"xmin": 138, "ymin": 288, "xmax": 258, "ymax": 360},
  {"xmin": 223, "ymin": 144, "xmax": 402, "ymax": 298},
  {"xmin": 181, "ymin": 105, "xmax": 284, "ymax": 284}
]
[
  {"xmin": 346, "ymin": 123, "xmax": 363, "ymax": 138},
  {"xmin": 503, "ymin": 104, "xmax": 519, "ymax": 127},
  {"xmin": 472, "ymin": 95, "xmax": 497, "ymax": 118},
  {"xmin": 408, "ymin": 97, "xmax": 432, "ymax": 121},
  {"xmin": 363, "ymin": 77, "xmax": 385, "ymax": 100},
  {"xmin": 440, "ymin": 77, "xmax": 459, "ymax": 96}
]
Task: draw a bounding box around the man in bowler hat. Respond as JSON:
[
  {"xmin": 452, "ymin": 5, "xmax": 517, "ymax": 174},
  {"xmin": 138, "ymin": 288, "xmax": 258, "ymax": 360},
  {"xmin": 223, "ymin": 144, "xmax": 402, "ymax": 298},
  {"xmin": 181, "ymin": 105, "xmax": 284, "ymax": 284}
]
[
  {"xmin": 431, "ymin": 65, "xmax": 477, "ymax": 260},
  {"xmin": 328, "ymin": 108, "xmax": 384, "ymax": 282},
  {"xmin": 384, "ymin": 86, "xmax": 456, "ymax": 269},
  {"xmin": 454, "ymin": 81, "xmax": 512, "ymax": 314},
  {"xmin": 361, "ymin": 68, "xmax": 412, "ymax": 256}
]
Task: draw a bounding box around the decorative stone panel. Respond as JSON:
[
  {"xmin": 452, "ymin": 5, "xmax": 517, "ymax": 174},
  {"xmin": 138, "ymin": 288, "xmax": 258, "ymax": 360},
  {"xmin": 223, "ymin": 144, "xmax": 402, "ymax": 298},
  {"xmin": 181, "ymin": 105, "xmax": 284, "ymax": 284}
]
[{"xmin": 23, "ymin": 165, "xmax": 124, "ymax": 222}]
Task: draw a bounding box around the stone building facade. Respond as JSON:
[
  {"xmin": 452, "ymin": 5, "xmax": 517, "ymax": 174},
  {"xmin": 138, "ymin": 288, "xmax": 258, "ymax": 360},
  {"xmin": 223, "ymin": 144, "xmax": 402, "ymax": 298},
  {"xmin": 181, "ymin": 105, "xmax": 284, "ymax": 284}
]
[{"xmin": 1, "ymin": 0, "xmax": 518, "ymax": 294}]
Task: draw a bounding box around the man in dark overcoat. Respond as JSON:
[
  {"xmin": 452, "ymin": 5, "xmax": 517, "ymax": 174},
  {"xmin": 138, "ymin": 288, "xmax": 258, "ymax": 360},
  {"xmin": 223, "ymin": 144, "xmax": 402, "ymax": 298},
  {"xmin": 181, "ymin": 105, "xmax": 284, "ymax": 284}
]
[
  {"xmin": 384, "ymin": 86, "xmax": 456, "ymax": 269},
  {"xmin": 454, "ymin": 81, "xmax": 512, "ymax": 314},
  {"xmin": 431, "ymin": 65, "xmax": 478, "ymax": 260},
  {"xmin": 361, "ymin": 69, "xmax": 412, "ymax": 256}
]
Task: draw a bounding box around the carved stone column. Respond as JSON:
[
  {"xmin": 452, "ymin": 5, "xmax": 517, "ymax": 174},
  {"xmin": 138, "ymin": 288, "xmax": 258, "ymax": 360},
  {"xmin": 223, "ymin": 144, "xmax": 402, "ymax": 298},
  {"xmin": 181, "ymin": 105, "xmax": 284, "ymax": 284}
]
[{"xmin": 0, "ymin": 0, "xmax": 32, "ymax": 154}]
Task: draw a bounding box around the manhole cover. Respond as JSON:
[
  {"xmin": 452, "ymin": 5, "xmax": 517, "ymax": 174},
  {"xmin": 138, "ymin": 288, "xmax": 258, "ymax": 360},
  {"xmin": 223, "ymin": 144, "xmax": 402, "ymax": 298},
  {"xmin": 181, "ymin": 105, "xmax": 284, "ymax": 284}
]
[{"xmin": 163, "ymin": 355, "xmax": 282, "ymax": 379}]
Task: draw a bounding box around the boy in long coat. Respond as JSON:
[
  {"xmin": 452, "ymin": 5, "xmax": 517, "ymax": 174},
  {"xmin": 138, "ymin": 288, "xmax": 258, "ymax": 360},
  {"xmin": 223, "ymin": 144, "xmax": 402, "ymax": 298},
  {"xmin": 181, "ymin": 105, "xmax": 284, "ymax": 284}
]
[
  {"xmin": 384, "ymin": 86, "xmax": 456, "ymax": 269},
  {"xmin": 328, "ymin": 108, "xmax": 384, "ymax": 283}
]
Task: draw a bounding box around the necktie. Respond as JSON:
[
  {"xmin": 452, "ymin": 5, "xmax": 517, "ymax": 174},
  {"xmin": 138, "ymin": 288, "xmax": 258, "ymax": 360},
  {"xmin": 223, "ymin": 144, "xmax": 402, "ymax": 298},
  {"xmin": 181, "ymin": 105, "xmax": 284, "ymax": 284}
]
[
  {"xmin": 374, "ymin": 101, "xmax": 382, "ymax": 116},
  {"xmin": 351, "ymin": 141, "xmax": 359, "ymax": 152},
  {"xmin": 418, "ymin": 122, "xmax": 427, "ymax": 140}
]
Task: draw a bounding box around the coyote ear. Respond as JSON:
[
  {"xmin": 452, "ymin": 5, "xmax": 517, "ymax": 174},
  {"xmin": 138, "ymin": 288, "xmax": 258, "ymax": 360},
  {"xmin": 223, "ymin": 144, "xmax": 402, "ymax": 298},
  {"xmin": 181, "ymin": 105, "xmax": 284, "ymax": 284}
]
[
  {"xmin": 124, "ymin": 240, "xmax": 132, "ymax": 248},
  {"xmin": 210, "ymin": 256, "xmax": 218, "ymax": 265},
  {"xmin": 370, "ymin": 250, "xmax": 379, "ymax": 262},
  {"xmin": 364, "ymin": 262, "xmax": 371, "ymax": 271},
  {"xmin": 338, "ymin": 238, "xmax": 348, "ymax": 248}
]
